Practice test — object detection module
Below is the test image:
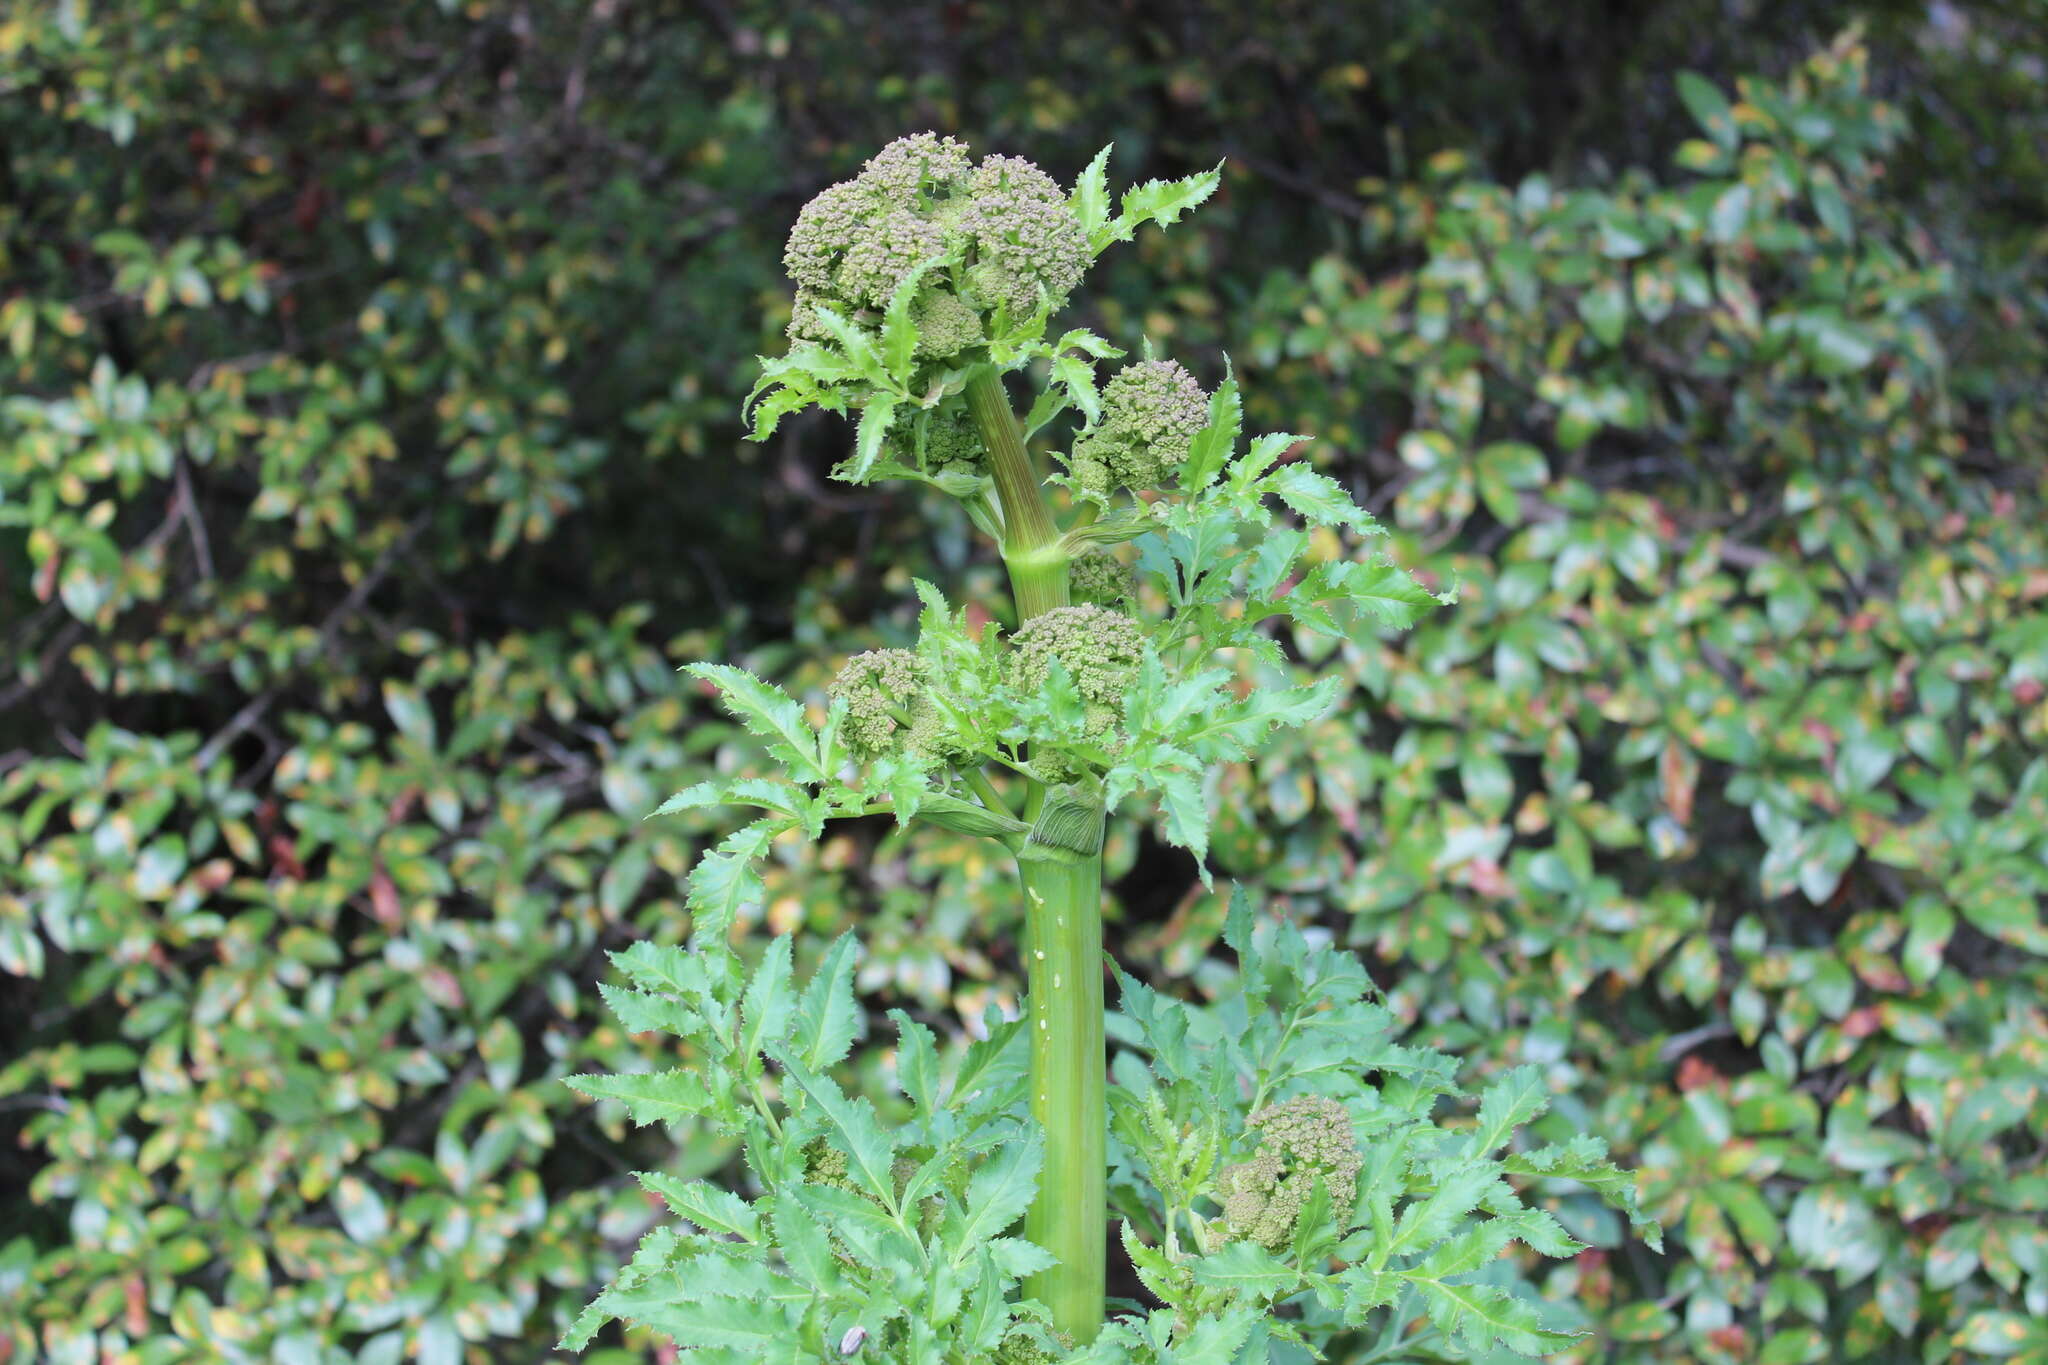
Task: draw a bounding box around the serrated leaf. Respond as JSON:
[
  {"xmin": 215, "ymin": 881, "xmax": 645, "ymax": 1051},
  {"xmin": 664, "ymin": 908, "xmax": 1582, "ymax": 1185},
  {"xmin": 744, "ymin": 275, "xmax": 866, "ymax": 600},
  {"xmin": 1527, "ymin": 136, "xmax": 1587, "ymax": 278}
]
[
  {"xmin": 1052, "ymin": 354, "xmax": 1102, "ymax": 424},
  {"xmin": 889, "ymin": 1008, "xmax": 940, "ymax": 1115},
  {"xmin": 1407, "ymin": 1220, "xmax": 1516, "ymax": 1281},
  {"xmin": 770, "ymin": 1190, "xmax": 839, "ymax": 1292},
  {"xmin": 959, "ymin": 1248, "xmax": 1011, "ymax": 1354},
  {"xmin": 1180, "ymin": 370, "xmax": 1241, "ymax": 494},
  {"xmin": 1190, "ymin": 1240, "xmax": 1299, "ymax": 1298},
  {"xmin": 565, "ymin": 1070, "xmax": 716, "ymax": 1126},
  {"xmin": 739, "ymin": 936, "xmax": 795, "ymax": 1061},
  {"xmin": 767, "ymin": 1043, "xmax": 898, "ymax": 1206},
  {"xmin": 808, "ymin": 302, "xmax": 887, "ymax": 384},
  {"xmin": 614, "ymin": 1295, "xmax": 796, "ymax": 1353},
  {"xmin": 1171, "ymin": 1308, "xmax": 1261, "ymax": 1365},
  {"xmin": 1311, "ymin": 558, "xmax": 1448, "ymax": 629},
  {"xmin": 796, "ymin": 934, "xmax": 862, "ymax": 1069},
  {"xmin": 1466, "ymin": 1066, "xmax": 1549, "ymax": 1156},
  {"xmin": 687, "ymin": 664, "xmax": 825, "ymax": 783},
  {"xmin": 651, "ymin": 776, "xmax": 810, "ymax": 821},
  {"xmin": 791, "ymin": 1182, "xmax": 917, "ymax": 1271},
  {"xmin": 1222, "ymin": 886, "xmax": 1270, "ymax": 1015},
  {"xmin": 882, "ymin": 258, "xmax": 941, "ymax": 383},
  {"xmin": 1408, "ymin": 1277, "xmax": 1580, "ymax": 1355},
  {"xmin": 1267, "ymin": 464, "xmax": 1371, "ymax": 530},
  {"xmin": 597, "ymin": 982, "xmax": 694, "ymax": 1037},
  {"xmin": 688, "ymin": 818, "xmax": 782, "ymax": 944},
  {"xmin": 1121, "ymin": 1222, "xmax": 1183, "ymax": 1303},
  {"xmin": 1155, "ymin": 766, "xmax": 1210, "ymax": 880},
  {"xmin": 843, "ymin": 395, "xmax": 900, "ymax": 485},
  {"xmin": 1506, "ymin": 1135, "xmax": 1663, "ymax": 1251},
  {"xmin": 1384, "ymin": 1163, "xmax": 1500, "ymax": 1261},
  {"xmin": 638, "ymin": 1172, "xmax": 763, "ymax": 1242},
  {"xmin": 1097, "ymin": 162, "xmax": 1223, "ymax": 254},
  {"xmin": 1070, "ymin": 145, "xmax": 1114, "ymax": 241},
  {"xmin": 951, "ymin": 1130, "xmax": 1042, "ymax": 1257}
]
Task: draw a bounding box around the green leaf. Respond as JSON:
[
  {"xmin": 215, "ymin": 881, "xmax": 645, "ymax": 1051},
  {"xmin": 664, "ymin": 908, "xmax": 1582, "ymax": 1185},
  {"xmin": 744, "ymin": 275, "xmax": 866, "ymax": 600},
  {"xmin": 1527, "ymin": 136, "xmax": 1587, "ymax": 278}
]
[
  {"xmin": 739, "ymin": 936, "xmax": 795, "ymax": 1061},
  {"xmin": 1709, "ymin": 182, "xmax": 1753, "ymax": 245},
  {"xmin": 381, "ymin": 681, "xmax": 436, "ymax": 748},
  {"xmin": 565, "ymin": 1070, "xmax": 716, "ymax": 1126},
  {"xmin": 1407, "ymin": 1221, "xmax": 1516, "ymax": 1281},
  {"xmin": 796, "ymin": 935, "xmax": 862, "ymax": 1069},
  {"xmin": 333, "ymin": 1176, "xmax": 388, "ymax": 1244},
  {"xmin": 808, "ymin": 302, "xmax": 888, "ymax": 385},
  {"xmin": 1309, "ymin": 558, "xmax": 1448, "ymax": 629},
  {"xmin": 615, "ymin": 1296, "xmax": 795, "ymax": 1353},
  {"xmin": 1677, "ymin": 71, "xmax": 1738, "ymax": 151},
  {"xmin": 1507, "ymin": 1135, "xmax": 1663, "ymax": 1251},
  {"xmin": 687, "ymin": 818, "xmax": 782, "ymax": 944},
  {"xmin": 597, "ymin": 982, "xmax": 693, "ymax": 1037},
  {"xmin": 1180, "ymin": 369, "xmax": 1241, "ymax": 494},
  {"xmin": 1577, "ymin": 277, "xmax": 1628, "ymax": 346},
  {"xmin": 888, "ymin": 1008, "xmax": 940, "ymax": 1116},
  {"xmin": 1170, "ymin": 1308, "xmax": 1262, "ymax": 1365},
  {"xmin": 1408, "ymin": 1278, "xmax": 1579, "ymax": 1355},
  {"xmin": 766, "ymin": 1044, "xmax": 898, "ymax": 1207},
  {"xmin": 1222, "ymin": 886, "xmax": 1270, "ymax": 1015},
  {"xmin": 951, "ymin": 1130, "xmax": 1043, "ymax": 1256},
  {"xmin": 1155, "ymin": 766, "xmax": 1210, "ymax": 876},
  {"xmin": 769, "ymin": 1191, "xmax": 840, "ymax": 1292},
  {"xmin": 1609, "ymin": 1301, "xmax": 1679, "ymax": 1342},
  {"xmin": 1801, "ymin": 312, "xmax": 1877, "ymax": 376},
  {"xmin": 1069, "ymin": 145, "xmax": 1115, "ymax": 248},
  {"xmin": 1466, "ymin": 1066, "xmax": 1549, "ymax": 1156},
  {"xmin": 650, "ymin": 777, "xmax": 809, "ymax": 820},
  {"xmin": 1095, "ymin": 162, "xmax": 1222, "ymax": 254},
  {"xmin": 1189, "ymin": 1240, "xmax": 1299, "ymax": 1298},
  {"xmin": 686, "ymin": 664, "xmax": 825, "ymax": 784},
  {"xmin": 1474, "ymin": 441, "xmax": 1547, "ymax": 524},
  {"xmin": 881, "ymin": 257, "xmax": 943, "ymax": 384},
  {"xmin": 1266, "ymin": 465, "xmax": 1371, "ymax": 531},
  {"xmin": 1384, "ymin": 1162, "xmax": 1499, "ymax": 1260},
  {"xmin": 1052, "ymin": 354, "xmax": 1102, "ymax": 424},
  {"xmin": 844, "ymin": 395, "xmax": 901, "ymax": 485},
  {"xmin": 638, "ymin": 1172, "xmax": 763, "ymax": 1242},
  {"xmin": 1954, "ymin": 1311, "xmax": 2042, "ymax": 1357}
]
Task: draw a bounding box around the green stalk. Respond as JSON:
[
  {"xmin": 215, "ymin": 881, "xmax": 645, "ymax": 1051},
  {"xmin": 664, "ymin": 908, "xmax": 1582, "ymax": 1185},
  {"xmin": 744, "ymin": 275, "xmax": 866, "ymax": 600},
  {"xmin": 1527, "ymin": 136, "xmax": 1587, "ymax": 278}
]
[
  {"xmin": 965, "ymin": 369, "xmax": 1069, "ymax": 617},
  {"xmin": 1020, "ymin": 844, "xmax": 1105, "ymax": 1339},
  {"xmin": 964, "ymin": 365, "xmax": 1104, "ymax": 1342}
]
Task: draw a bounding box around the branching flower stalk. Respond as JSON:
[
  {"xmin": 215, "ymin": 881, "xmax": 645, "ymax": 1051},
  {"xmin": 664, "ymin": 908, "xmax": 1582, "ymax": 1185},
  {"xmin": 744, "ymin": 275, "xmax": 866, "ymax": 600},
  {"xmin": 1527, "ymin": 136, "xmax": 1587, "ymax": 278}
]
[{"xmin": 557, "ymin": 133, "xmax": 1657, "ymax": 1363}]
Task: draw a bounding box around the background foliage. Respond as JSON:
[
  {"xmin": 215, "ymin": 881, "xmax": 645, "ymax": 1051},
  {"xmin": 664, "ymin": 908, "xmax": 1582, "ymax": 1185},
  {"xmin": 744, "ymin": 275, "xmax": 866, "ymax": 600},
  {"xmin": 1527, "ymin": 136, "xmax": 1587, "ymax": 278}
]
[{"xmin": 2, "ymin": 2, "xmax": 2044, "ymax": 1362}]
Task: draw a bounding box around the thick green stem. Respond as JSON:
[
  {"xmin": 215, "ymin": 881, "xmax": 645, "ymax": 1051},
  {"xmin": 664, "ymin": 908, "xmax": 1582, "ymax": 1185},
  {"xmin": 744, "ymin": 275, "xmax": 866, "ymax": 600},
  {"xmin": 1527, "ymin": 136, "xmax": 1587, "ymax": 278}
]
[
  {"xmin": 964, "ymin": 366, "xmax": 1105, "ymax": 1342},
  {"xmin": 1020, "ymin": 849, "xmax": 1105, "ymax": 1341},
  {"xmin": 965, "ymin": 368, "xmax": 1069, "ymax": 618}
]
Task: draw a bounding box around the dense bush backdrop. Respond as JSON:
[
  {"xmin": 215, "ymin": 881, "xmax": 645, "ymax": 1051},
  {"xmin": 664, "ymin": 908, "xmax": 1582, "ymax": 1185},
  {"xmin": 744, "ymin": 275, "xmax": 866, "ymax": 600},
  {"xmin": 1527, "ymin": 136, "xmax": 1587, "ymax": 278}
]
[{"xmin": 3, "ymin": 2, "xmax": 2045, "ymax": 1362}]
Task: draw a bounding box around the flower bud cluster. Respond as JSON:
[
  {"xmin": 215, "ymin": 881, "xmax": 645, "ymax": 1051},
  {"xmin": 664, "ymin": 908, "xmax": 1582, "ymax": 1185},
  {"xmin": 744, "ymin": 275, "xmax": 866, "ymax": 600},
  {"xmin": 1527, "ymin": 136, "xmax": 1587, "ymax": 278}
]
[
  {"xmin": 1215, "ymin": 1095, "xmax": 1361, "ymax": 1251},
  {"xmin": 782, "ymin": 132, "xmax": 1088, "ymax": 353},
  {"xmin": 1066, "ymin": 358, "xmax": 1210, "ymax": 498}
]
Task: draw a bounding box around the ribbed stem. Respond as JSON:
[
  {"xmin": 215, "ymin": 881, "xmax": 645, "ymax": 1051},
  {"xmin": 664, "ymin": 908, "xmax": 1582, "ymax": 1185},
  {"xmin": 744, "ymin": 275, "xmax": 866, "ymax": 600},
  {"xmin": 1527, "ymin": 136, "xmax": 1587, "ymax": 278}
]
[
  {"xmin": 964, "ymin": 368, "xmax": 1069, "ymax": 617},
  {"xmin": 1020, "ymin": 850, "xmax": 1105, "ymax": 1341},
  {"xmin": 964, "ymin": 366, "xmax": 1103, "ymax": 1343}
]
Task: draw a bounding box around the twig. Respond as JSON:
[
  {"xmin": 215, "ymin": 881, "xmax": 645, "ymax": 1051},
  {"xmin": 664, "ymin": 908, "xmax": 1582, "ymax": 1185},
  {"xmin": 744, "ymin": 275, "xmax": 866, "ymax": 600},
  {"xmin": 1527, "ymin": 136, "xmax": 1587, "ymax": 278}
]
[
  {"xmin": 194, "ymin": 688, "xmax": 277, "ymax": 771},
  {"xmin": 0, "ymin": 620, "xmax": 87, "ymax": 712},
  {"xmin": 1230, "ymin": 149, "xmax": 1368, "ymax": 220},
  {"xmin": 1656, "ymin": 1021, "xmax": 1735, "ymax": 1064},
  {"xmin": 174, "ymin": 455, "xmax": 215, "ymax": 580},
  {"xmin": 193, "ymin": 513, "xmax": 430, "ymax": 767}
]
